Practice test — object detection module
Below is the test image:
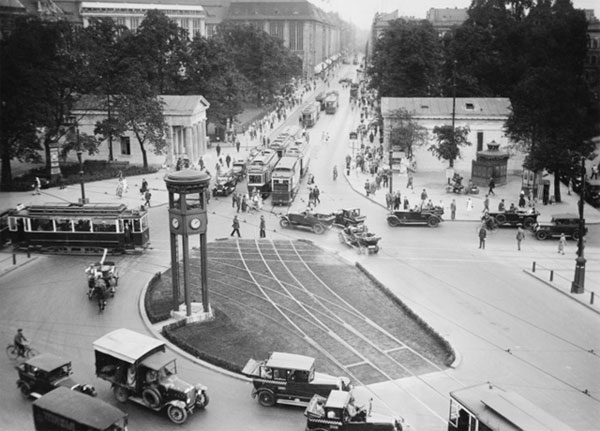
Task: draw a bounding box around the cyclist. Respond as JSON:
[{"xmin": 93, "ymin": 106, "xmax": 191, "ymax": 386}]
[{"xmin": 14, "ymin": 328, "xmax": 28, "ymax": 357}]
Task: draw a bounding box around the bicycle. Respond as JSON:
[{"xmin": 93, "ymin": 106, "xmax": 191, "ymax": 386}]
[{"xmin": 6, "ymin": 343, "xmax": 38, "ymax": 360}]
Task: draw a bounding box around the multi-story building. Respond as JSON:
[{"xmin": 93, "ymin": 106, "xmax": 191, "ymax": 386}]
[
  {"xmin": 584, "ymin": 11, "xmax": 600, "ymax": 102},
  {"xmin": 79, "ymin": 0, "xmax": 206, "ymax": 37},
  {"xmin": 225, "ymin": 0, "xmax": 341, "ymax": 77},
  {"xmin": 366, "ymin": 9, "xmax": 397, "ymax": 60},
  {"xmin": 425, "ymin": 7, "xmax": 468, "ymax": 37}
]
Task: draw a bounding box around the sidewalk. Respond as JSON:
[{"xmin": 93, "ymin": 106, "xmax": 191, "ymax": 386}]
[{"xmin": 343, "ymin": 168, "xmax": 600, "ymax": 224}]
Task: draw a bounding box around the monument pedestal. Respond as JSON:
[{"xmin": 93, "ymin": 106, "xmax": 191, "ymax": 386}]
[{"xmin": 171, "ymin": 303, "xmax": 214, "ymax": 324}]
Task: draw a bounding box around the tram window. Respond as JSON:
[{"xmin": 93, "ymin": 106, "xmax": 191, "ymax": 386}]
[
  {"xmin": 133, "ymin": 219, "xmax": 141, "ymax": 232},
  {"xmin": 30, "ymin": 218, "xmax": 54, "ymax": 232},
  {"xmin": 141, "ymin": 215, "xmax": 148, "ymax": 230},
  {"xmin": 55, "ymin": 219, "xmax": 73, "ymax": 232},
  {"xmin": 92, "ymin": 219, "xmax": 117, "ymax": 232},
  {"xmin": 8, "ymin": 217, "xmax": 18, "ymax": 231},
  {"xmin": 74, "ymin": 220, "xmax": 91, "ymax": 232}
]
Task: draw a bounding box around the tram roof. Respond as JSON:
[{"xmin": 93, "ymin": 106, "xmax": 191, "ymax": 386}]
[
  {"xmin": 273, "ymin": 157, "xmax": 298, "ymax": 170},
  {"xmin": 12, "ymin": 203, "xmax": 144, "ymax": 217},
  {"xmin": 450, "ymin": 383, "xmax": 575, "ymax": 431}
]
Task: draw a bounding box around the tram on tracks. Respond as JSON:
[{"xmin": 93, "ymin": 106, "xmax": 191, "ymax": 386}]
[
  {"xmin": 7, "ymin": 202, "xmax": 150, "ymax": 254},
  {"xmin": 247, "ymin": 149, "xmax": 279, "ymax": 198},
  {"xmin": 271, "ymin": 156, "xmax": 301, "ymax": 206},
  {"xmin": 448, "ymin": 382, "xmax": 575, "ymax": 431}
]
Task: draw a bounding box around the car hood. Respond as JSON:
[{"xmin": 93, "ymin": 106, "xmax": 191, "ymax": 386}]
[
  {"xmin": 312, "ymin": 372, "xmax": 344, "ymax": 387},
  {"xmin": 162, "ymin": 375, "xmax": 194, "ymax": 393}
]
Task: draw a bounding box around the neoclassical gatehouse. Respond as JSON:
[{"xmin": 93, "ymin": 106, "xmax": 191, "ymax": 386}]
[
  {"xmin": 381, "ymin": 97, "xmax": 525, "ymax": 174},
  {"xmin": 73, "ymin": 95, "xmax": 210, "ymax": 167}
]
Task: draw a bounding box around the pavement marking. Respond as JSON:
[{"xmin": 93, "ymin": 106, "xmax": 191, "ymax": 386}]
[
  {"xmin": 344, "ymin": 361, "xmax": 367, "ymax": 368},
  {"xmin": 385, "ymin": 346, "xmax": 407, "ymax": 354}
]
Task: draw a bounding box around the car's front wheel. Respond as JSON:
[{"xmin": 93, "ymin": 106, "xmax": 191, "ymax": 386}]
[
  {"xmin": 196, "ymin": 393, "xmax": 209, "ymax": 409},
  {"xmin": 167, "ymin": 404, "xmax": 188, "ymax": 424},
  {"xmin": 313, "ymin": 223, "xmax": 325, "ymax": 234},
  {"xmin": 535, "ymin": 230, "xmax": 549, "ymax": 240},
  {"xmin": 523, "ymin": 217, "xmax": 535, "ymax": 229},
  {"xmin": 495, "ymin": 214, "xmax": 507, "ymax": 225},
  {"xmin": 427, "ymin": 216, "xmax": 440, "ymax": 227},
  {"xmin": 279, "ymin": 218, "xmax": 290, "ymax": 228},
  {"xmin": 19, "ymin": 382, "xmax": 31, "ymax": 397},
  {"xmin": 257, "ymin": 390, "xmax": 276, "ymax": 407}
]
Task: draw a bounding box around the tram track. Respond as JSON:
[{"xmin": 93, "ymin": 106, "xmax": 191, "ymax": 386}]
[{"xmin": 230, "ymin": 239, "xmax": 448, "ymax": 423}]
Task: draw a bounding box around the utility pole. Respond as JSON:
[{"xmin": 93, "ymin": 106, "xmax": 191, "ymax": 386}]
[
  {"xmin": 451, "ymin": 60, "xmax": 457, "ymax": 170},
  {"xmin": 389, "ymin": 149, "xmax": 393, "ymax": 195},
  {"xmin": 571, "ymin": 155, "xmax": 586, "ymax": 293}
]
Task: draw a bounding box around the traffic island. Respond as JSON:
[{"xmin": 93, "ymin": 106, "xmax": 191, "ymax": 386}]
[{"xmin": 145, "ymin": 239, "xmax": 455, "ymax": 382}]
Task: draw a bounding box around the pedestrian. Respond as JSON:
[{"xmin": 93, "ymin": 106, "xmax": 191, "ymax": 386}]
[
  {"xmin": 450, "ymin": 199, "xmax": 457, "ymax": 221},
  {"xmin": 364, "ymin": 179, "xmax": 370, "ymax": 197},
  {"xmin": 313, "ymin": 185, "xmax": 320, "ymax": 204},
  {"xmin": 216, "ymin": 140, "xmax": 221, "ymax": 158},
  {"xmin": 144, "ymin": 190, "xmax": 152, "ymax": 207},
  {"xmin": 558, "ymin": 233, "xmax": 566, "ymax": 254},
  {"xmin": 259, "ymin": 215, "xmax": 266, "ymax": 238},
  {"xmin": 33, "ymin": 176, "xmax": 42, "ymax": 195},
  {"xmin": 478, "ymin": 225, "xmax": 487, "ymax": 249},
  {"xmin": 140, "ymin": 178, "xmax": 148, "ymax": 197},
  {"xmin": 225, "ymin": 154, "xmax": 231, "ymax": 168},
  {"xmin": 567, "ymin": 177, "xmax": 573, "ymax": 196},
  {"xmin": 498, "ymin": 199, "xmax": 505, "ymax": 211},
  {"xmin": 591, "ymin": 165, "xmax": 599, "ymax": 180},
  {"xmin": 518, "ymin": 191, "xmax": 526, "ymax": 208},
  {"xmin": 230, "ymin": 215, "xmax": 241, "ymax": 238},
  {"xmin": 406, "ymin": 172, "xmax": 414, "ymax": 190},
  {"xmin": 236, "ymin": 193, "xmax": 241, "ymax": 213},
  {"xmin": 420, "ymin": 189, "xmax": 428, "ymax": 208},
  {"xmin": 483, "ymin": 195, "xmax": 490, "ymax": 212},
  {"xmin": 394, "ymin": 192, "xmax": 401, "ymax": 210},
  {"xmin": 385, "ymin": 192, "xmax": 392, "ymax": 209},
  {"xmin": 516, "ymin": 226, "xmax": 525, "ymax": 251},
  {"xmin": 236, "ymin": 140, "xmax": 241, "ymax": 153},
  {"xmin": 198, "ymin": 156, "xmax": 205, "ymax": 171},
  {"xmin": 232, "ymin": 192, "xmax": 238, "ymax": 208},
  {"xmin": 466, "ymin": 197, "xmax": 473, "ymax": 212},
  {"xmin": 488, "ymin": 177, "xmax": 496, "ymax": 196},
  {"xmin": 241, "ymin": 195, "xmax": 248, "ymax": 212},
  {"xmin": 403, "ymin": 197, "xmax": 410, "ymax": 210}
]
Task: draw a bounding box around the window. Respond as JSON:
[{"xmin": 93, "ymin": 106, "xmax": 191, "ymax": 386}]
[
  {"xmin": 30, "ymin": 218, "xmax": 54, "ymax": 232},
  {"xmin": 74, "ymin": 219, "xmax": 91, "ymax": 232},
  {"xmin": 55, "ymin": 219, "xmax": 73, "ymax": 232},
  {"xmin": 120, "ymin": 136, "xmax": 131, "ymax": 155},
  {"xmin": 477, "ymin": 132, "xmax": 484, "ymax": 152},
  {"xmin": 130, "ymin": 17, "xmax": 140, "ymax": 31},
  {"xmin": 465, "ymin": 103, "xmax": 475, "ymax": 110},
  {"xmin": 192, "ymin": 18, "xmax": 203, "ymax": 36},
  {"xmin": 92, "ymin": 219, "xmax": 117, "ymax": 233},
  {"xmin": 269, "ymin": 21, "xmax": 283, "ymax": 39},
  {"xmin": 206, "ymin": 24, "xmax": 217, "ymax": 37}
]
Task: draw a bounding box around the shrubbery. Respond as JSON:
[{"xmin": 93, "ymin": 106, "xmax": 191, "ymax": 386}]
[{"xmin": 8, "ymin": 161, "xmax": 159, "ymax": 191}]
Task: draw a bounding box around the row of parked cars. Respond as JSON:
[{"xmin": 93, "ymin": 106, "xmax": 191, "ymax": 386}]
[{"xmin": 17, "ymin": 329, "xmax": 403, "ymax": 431}]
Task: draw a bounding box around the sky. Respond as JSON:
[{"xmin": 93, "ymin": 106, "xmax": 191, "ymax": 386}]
[{"xmin": 310, "ymin": 0, "xmax": 600, "ymax": 29}]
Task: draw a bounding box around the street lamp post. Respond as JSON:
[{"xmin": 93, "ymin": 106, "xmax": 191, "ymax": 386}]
[
  {"xmin": 571, "ymin": 156, "xmax": 586, "ymax": 293},
  {"xmin": 389, "ymin": 149, "xmax": 393, "ymax": 195},
  {"xmin": 68, "ymin": 116, "xmax": 87, "ymax": 204}
]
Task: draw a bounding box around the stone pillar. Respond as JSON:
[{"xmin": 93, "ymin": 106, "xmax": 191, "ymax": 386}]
[
  {"xmin": 185, "ymin": 127, "xmax": 193, "ymax": 160},
  {"xmin": 165, "ymin": 125, "xmax": 174, "ymax": 167}
]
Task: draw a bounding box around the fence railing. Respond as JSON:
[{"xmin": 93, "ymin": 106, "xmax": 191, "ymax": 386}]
[{"xmin": 531, "ymin": 261, "xmax": 596, "ymax": 305}]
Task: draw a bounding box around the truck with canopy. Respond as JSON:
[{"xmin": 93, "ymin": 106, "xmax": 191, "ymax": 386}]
[{"xmin": 93, "ymin": 328, "xmax": 209, "ymax": 424}]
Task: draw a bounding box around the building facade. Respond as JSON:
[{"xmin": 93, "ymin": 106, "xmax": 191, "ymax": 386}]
[
  {"xmin": 225, "ymin": 0, "xmax": 341, "ymax": 77},
  {"xmin": 366, "ymin": 9, "xmax": 397, "ymax": 60},
  {"xmin": 584, "ymin": 11, "xmax": 600, "ymax": 102},
  {"xmin": 79, "ymin": 0, "xmax": 206, "ymax": 37},
  {"xmin": 73, "ymin": 95, "xmax": 210, "ymax": 167},
  {"xmin": 425, "ymin": 7, "xmax": 467, "ymax": 36},
  {"xmin": 381, "ymin": 97, "xmax": 524, "ymax": 174}
]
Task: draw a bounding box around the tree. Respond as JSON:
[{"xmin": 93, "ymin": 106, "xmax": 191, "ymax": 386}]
[
  {"xmin": 218, "ymin": 22, "xmax": 302, "ymax": 105},
  {"xmin": 127, "ymin": 10, "xmax": 190, "ymax": 94},
  {"xmin": 387, "ymin": 109, "xmax": 428, "ymax": 158},
  {"xmin": 113, "ymin": 90, "xmax": 167, "ymax": 169},
  {"xmin": 429, "ymin": 125, "xmax": 472, "ymax": 168},
  {"xmin": 368, "ymin": 19, "xmax": 442, "ymax": 97},
  {"xmin": 183, "ymin": 35, "xmax": 246, "ymax": 132},
  {"xmin": 77, "ymin": 18, "xmax": 132, "ymax": 161}
]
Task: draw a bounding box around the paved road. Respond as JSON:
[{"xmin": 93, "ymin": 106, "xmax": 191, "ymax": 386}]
[{"xmin": 1, "ymin": 64, "xmax": 599, "ymax": 430}]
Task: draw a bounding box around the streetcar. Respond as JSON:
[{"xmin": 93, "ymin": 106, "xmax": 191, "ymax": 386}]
[
  {"xmin": 448, "ymin": 382, "xmax": 575, "ymax": 431},
  {"xmin": 7, "ymin": 202, "xmax": 149, "ymax": 254},
  {"xmin": 271, "ymin": 157, "xmax": 301, "ymax": 206},
  {"xmin": 247, "ymin": 149, "xmax": 278, "ymax": 197}
]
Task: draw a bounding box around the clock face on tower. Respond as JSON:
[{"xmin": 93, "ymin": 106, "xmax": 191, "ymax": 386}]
[
  {"xmin": 171, "ymin": 217, "xmax": 180, "ymax": 229},
  {"xmin": 190, "ymin": 218, "xmax": 201, "ymax": 229}
]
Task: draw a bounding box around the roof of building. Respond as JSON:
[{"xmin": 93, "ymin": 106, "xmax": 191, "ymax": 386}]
[
  {"xmin": 426, "ymin": 7, "xmax": 468, "ymax": 24},
  {"xmin": 381, "ymin": 97, "xmax": 510, "ymax": 119},
  {"xmin": 227, "ymin": 0, "xmax": 331, "ymax": 24},
  {"xmin": 81, "ymin": 0, "xmax": 206, "ymax": 7},
  {"xmin": 74, "ymin": 94, "xmax": 209, "ymax": 115}
]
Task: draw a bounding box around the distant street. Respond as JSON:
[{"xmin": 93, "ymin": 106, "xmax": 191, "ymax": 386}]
[{"xmin": 1, "ymin": 64, "xmax": 599, "ymax": 430}]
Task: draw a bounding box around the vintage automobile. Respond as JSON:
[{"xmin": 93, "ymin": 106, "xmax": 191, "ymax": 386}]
[
  {"xmin": 331, "ymin": 208, "xmax": 366, "ymax": 228},
  {"xmin": 33, "ymin": 387, "xmax": 128, "ymax": 431},
  {"xmin": 533, "ymin": 213, "xmax": 587, "ymax": 240},
  {"xmin": 16, "ymin": 353, "xmax": 97, "ymax": 399},
  {"xmin": 86, "ymin": 260, "xmax": 118, "ymax": 296},
  {"xmin": 315, "ymin": 92, "xmax": 326, "ymax": 110},
  {"xmin": 305, "ymin": 390, "xmax": 404, "ymax": 431},
  {"xmin": 93, "ymin": 328, "xmax": 209, "ymax": 424},
  {"xmin": 242, "ymin": 352, "xmax": 351, "ymax": 408},
  {"xmin": 212, "ymin": 170, "xmax": 237, "ymax": 197},
  {"xmin": 279, "ymin": 211, "xmax": 336, "ymax": 234},
  {"xmin": 339, "ymin": 225, "xmax": 380, "ymax": 254},
  {"xmin": 232, "ymin": 159, "xmax": 247, "ymax": 182},
  {"xmin": 387, "ymin": 207, "xmax": 444, "ymax": 227},
  {"xmin": 487, "ymin": 208, "xmax": 540, "ymax": 228},
  {"xmin": 584, "ymin": 179, "xmax": 600, "ymax": 207}
]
